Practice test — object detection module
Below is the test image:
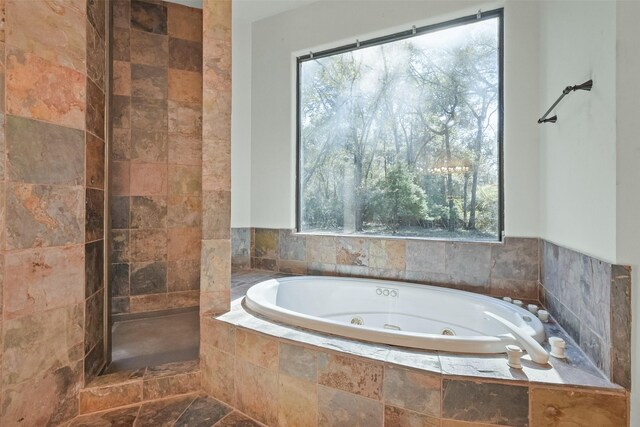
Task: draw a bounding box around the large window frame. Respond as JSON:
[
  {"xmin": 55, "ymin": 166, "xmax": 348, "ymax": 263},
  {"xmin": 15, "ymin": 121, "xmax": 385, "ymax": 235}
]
[{"xmin": 295, "ymin": 8, "xmax": 505, "ymax": 241}]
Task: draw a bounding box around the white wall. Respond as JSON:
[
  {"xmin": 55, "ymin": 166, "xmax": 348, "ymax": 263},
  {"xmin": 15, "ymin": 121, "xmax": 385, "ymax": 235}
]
[
  {"xmin": 250, "ymin": 0, "xmax": 541, "ymax": 236},
  {"xmin": 538, "ymin": 1, "xmax": 617, "ymax": 263},
  {"xmin": 231, "ymin": 3, "xmax": 253, "ymax": 227},
  {"xmin": 615, "ymin": 2, "xmax": 640, "ymax": 424}
]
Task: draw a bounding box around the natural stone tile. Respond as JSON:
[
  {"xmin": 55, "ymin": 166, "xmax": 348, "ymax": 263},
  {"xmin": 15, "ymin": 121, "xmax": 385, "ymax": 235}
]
[
  {"xmin": 131, "ymin": 96, "xmax": 168, "ymax": 130},
  {"xmin": 168, "ymin": 290, "xmax": 199, "ymax": 309},
  {"xmin": 85, "ymin": 240, "xmax": 104, "ymax": 297},
  {"xmin": 252, "ymin": 257, "xmax": 277, "ymax": 272},
  {"xmin": 6, "ymin": 0, "xmax": 86, "ymax": 72},
  {"xmin": 579, "ymin": 324, "xmax": 610, "ymax": 376},
  {"xmin": 4, "ymin": 245, "xmax": 84, "ymax": 320},
  {"xmin": 318, "ymin": 352, "xmax": 382, "ymax": 400},
  {"xmin": 386, "ymin": 348, "xmax": 441, "ymax": 374},
  {"xmin": 580, "ymin": 256, "xmax": 611, "ymax": 343},
  {"xmin": 236, "ymin": 329, "xmax": 279, "ymax": 371},
  {"xmin": 169, "ymin": 164, "xmax": 202, "ymax": 196},
  {"xmin": 490, "ymin": 237, "xmax": 538, "ymax": 281},
  {"xmin": 86, "ymin": 78, "xmax": 105, "ymax": 139},
  {"xmin": 384, "ymin": 405, "xmax": 440, "ymax": 427},
  {"xmin": 130, "ymin": 162, "xmax": 168, "ymax": 196},
  {"xmin": 3, "ymin": 304, "xmax": 83, "ymax": 386},
  {"xmin": 113, "ymin": 26, "xmax": 130, "ymax": 61},
  {"xmin": 168, "ymin": 3, "xmax": 202, "ymax": 42},
  {"xmin": 86, "ymin": 133, "xmax": 105, "ymax": 189},
  {"xmin": 168, "ymin": 196, "xmax": 201, "ymax": 228},
  {"xmin": 143, "ymin": 371, "xmax": 200, "ymax": 400},
  {"xmin": 202, "ymin": 137, "xmax": 230, "ymax": 192},
  {"xmin": 168, "ymin": 68, "xmax": 202, "ymax": 104},
  {"xmin": 84, "ymin": 337, "xmax": 106, "ymax": 385},
  {"xmin": 201, "ymin": 239, "xmax": 231, "ymax": 293},
  {"xmin": 111, "ymin": 263, "xmax": 130, "ymax": 297},
  {"xmin": 168, "ymin": 259, "xmax": 200, "ymax": 291},
  {"xmin": 86, "ymin": 368, "xmax": 144, "ymax": 388},
  {"xmin": 131, "ymin": 63, "xmax": 167, "ymax": 99},
  {"xmin": 6, "ymin": 47, "xmax": 85, "ymax": 129},
  {"xmin": 231, "ymin": 228, "xmax": 250, "ymax": 257},
  {"xmin": 442, "ymin": 379, "xmax": 528, "ymax": 426},
  {"xmin": 145, "ymin": 359, "xmax": 199, "ymax": 378},
  {"xmin": 169, "ymin": 37, "xmax": 202, "ymax": 72},
  {"xmin": 112, "ymin": 296, "xmax": 130, "ymax": 314},
  {"xmin": 129, "ymin": 293, "xmax": 168, "ymax": 313},
  {"xmin": 131, "ymin": 29, "xmax": 168, "ymax": 66},
  {"xmin": 131, "ymin": 129, "xmax": 168, "ymax": 163},
  {"xmin": 79, "ymin": 380, "xmax": 142, "ymax": 414},
  {"xmin": 168, "ymin": 100, "xmax": 202, "ymax": 136},
  {"xmin": 174, "ymin": 395, "xmax": 232, "ymax": 427},
  {"xmin": 111, "ymin": 160, "xmax": 131, "ymax": 198},
  {"xmin": 336, "ymin": 237, "xmax": 369, "ymax": 266},
  {"xmin": 235, "ymin": 358, "xmax": 278, "ymax": 426},
  {"xmin": 445, "ymin": 242, "xmax": 492, "ymax": 278},
  {"xmin": 136, "ymin": 394, "xmax": 196, "ymax": 427},
  {"xmin": 87, "ymin": 0, "xmax": 106, "ymax": 40},
  {"xmin": 544, "ymin": 290, "xmax": 580, "ymax": 345},
  {"xmin": 611, "ymin": 264, "xmax": 632, "ymax": 389},
  {"xmin": 113, "ymin": 60, "xmax": 131, "ymax": 96},
  {"xmin": 168, "ymin": 134, "xmax": 202, "ymax": 165},
  {"xmin": 130, "ymin": 229, "xmax": 167, "ymax": 262},
  {"xmin": 84, "ymin": 289, "xmax": 104, "ymax": 354},
  {"xmin": 202, "ymin": 191, "xmax": 231, "ymax": 240},
  {"xmin": 6, "ymin": 183, "xmax": 83, "ymax": 250},
  {"xmin": 254, "ymin": 228, "xmax": 279, "ymax": 259},
  {"xmin": 489, "ymin": 278, "xmax": 538, "ymax": 300},
  {"xmin": 383, "ymin": 366, "xmax": 441, "ymax": 417},
  {"xmin": 369, "ymin": 239, "xmax": 405, "ymax": 270},
  {"xmin": 131, "ymin": 0, "xmax": 167, "ymax": 34},
  {"xmin": 112, "ymin": 95, "xmax": 131, "ymax": 129},
  {"xmin": 405, "ymin": 240, "xmax": 446, "ymax": 273},
  {"xmin": 111, "ymin": 196, "xmax": 130, "ymax": 229},
  {"xmin": 1, "ymin": 358, "xmax": 82, "ymax": 426},
  {"xmin": 279, "ymin": 373, "xmax": 317, "ymax": 427},
  {"xmin": 278, "ymin": 259, "xmax": 307, "ymax": 275},
  {"xmin": 203, "ymin": 41, "xmax": 231, "ymax": 91},
  {"xmin": 167, "ymin": 227, "xmax": 201, "ymax": 261},
  {"xmin": 215, "ymin": 411, "xmax": 262, "ymax": 427},
  {"xmin": 85, "ymin": 188, "xmax": 105, "ymax": 242},
  {"xmin": 306, "ymin": 235, "xmax": 337, "ymax": 264},
  {"xmin": 318, "ymin": 385, "xmax": 383, "ymax": 427},
  {"xmin": 201, "ymin": 345, "xmax": 235, "ymax": 405},
  {"xmin": 367, "ymin": 267, "xmax": 404, "ymax": 281},
  {"xmin": 86, "ymin": 20, "xmax": 105, "ymax": 90},
  {"xmin": 130, "ymin": 195, "xmax": 167, "ymax": 229},
  {"xmin": 201, "ymin": 318, "xmax": 235, "ymax": 354},
  {"xmin": 130, "ymin": 261, "xmax": 167, "ymax": 295},
  {"xmin": 112, "ymin": 127, "xmax": 131, "ymax": 161},
  {"xmin": 113, "ymin": 0, "xmax": 131, "ymax": 29},
  {"xmin": 111, "ymin": 229, "xmax": 130, "ymax": 263},
  {"xmin": 278, "ymin": 229, "xmax": 306, "ymax": 261},
  {"xmin": 6, "ymin": 109, "xmax": 84, "ymax": 185},
  {"xmin": 70, "ymin": 406, "xmax": 140, "ymax": 427},
  {"xmin": 531, "ymin": 388, "xmax": 627, "ymax": 427}
]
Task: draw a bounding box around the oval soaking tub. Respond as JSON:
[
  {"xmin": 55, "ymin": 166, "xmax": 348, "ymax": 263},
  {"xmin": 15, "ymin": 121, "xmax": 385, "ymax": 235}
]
[{"xmin": 245, "ymin": 276, "xmax": 548, "ymax": 362}]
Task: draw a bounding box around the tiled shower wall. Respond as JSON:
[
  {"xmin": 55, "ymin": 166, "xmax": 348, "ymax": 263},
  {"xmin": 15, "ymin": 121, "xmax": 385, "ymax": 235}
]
[
  {"xmin": 233, "ymin": 228, "xmax": 632, "ymax": 389},
  {"xmin": 110, "ymin": 0, "xmax": 203, "ymax": 314},
  {"xmin": 0, "ymin": 0, "xmax": 108, "ymax": 424}
]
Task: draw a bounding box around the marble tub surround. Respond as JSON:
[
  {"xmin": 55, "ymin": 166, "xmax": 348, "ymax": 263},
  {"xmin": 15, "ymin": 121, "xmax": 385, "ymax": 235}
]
[
  {"xmin": 541, "ymin": 240, "xmax": 632, "ymax": 389},
  {"xmin": 247, "ymin": 228, "xmax": 540, "ymax": 299},
  {"xmin": 201, "ymin": 301, "xmax": 628, "ymax": 426},
  {"xmin": 110, "ymin": 0, "xmax": 203, "ymax": 315},
  {"xmin": 0, "ymin": 0, "xmax": 109, "ymax": 424}
]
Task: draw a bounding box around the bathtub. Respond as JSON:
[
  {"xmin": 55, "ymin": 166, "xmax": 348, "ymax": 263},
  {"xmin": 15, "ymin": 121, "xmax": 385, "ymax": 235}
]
[{"xmin": 245, "ymin": 276, "xmax": 547, "ymax": 360}]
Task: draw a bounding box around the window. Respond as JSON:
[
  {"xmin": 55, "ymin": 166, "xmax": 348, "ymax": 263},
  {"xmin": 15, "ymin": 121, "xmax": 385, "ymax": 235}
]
[{"xmin": 297, "ymin": 10, "xmax": 503, "ymax": 241}]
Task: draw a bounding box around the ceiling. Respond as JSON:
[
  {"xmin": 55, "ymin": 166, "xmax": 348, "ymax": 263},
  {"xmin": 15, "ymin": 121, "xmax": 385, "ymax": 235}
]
[{"xmin": 163, "ymin": 0, "xmax": 316, "ymax": 23}]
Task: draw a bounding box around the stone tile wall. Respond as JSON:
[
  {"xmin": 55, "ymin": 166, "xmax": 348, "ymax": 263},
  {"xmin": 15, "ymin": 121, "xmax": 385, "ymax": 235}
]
[
  {"xmin": 247, "ymin": 228, "xmax": 540, "ymax": 300},
  {"xmin": 541, "ymin": 241, "xmax": 632, "ymax": 389},
  {"xmin": 231, "ymin": 227, "xmax": 250, "ymax": 270},
  {"xmin": 110, "ymin": 0, "xmax": 203, "ymax": 315},
  {"xmin": 201, "ymin": 314, "xmax": 629, "ymax": 427},
  {"xmin": 0, "ymin": 0, "xmax": 108, "ymax": 424}
]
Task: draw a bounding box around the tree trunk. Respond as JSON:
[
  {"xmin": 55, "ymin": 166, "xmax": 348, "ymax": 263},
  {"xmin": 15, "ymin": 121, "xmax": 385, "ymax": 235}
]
[
  {"xmin": 445, "ymin": 129, "xmax": 455, "ymax": 232},
  {"xmin": 468, "ymin": 116, "xmax": 483, "ymax": 230}
]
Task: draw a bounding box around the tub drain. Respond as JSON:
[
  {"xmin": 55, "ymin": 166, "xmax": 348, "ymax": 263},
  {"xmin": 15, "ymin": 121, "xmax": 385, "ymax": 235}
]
[
  {"xmin": 350, "ymin": 316, "xmax": 364, "ymax": 326},
  {"xmin": 441, "ymin": 328, "xmax": 456, "ymax": 336}
]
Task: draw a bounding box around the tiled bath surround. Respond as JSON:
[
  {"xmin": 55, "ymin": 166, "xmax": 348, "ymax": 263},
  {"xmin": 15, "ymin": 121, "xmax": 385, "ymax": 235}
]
[
  {"xmin": 233, "ymin": 228, "xmax": 632, "ymax": 390},
  {"xmin": 110, "ymin": 0, "xmax": 203, "ymax": 314},
  {"xmin": 201, "ymin": 301, "xmax": 629, "ymax": 427}
]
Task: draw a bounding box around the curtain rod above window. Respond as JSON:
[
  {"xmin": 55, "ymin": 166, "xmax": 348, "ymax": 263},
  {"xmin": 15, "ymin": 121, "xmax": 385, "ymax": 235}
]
[{"xmin": 298, "ymin": 8, "xmax": 502, "ymax": 62}]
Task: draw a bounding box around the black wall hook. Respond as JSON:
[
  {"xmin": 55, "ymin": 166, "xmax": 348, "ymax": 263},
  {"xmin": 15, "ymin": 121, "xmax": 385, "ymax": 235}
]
[{"xmin": 538, "ymin": 79, "xmax": 593, "ymax": 124}]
